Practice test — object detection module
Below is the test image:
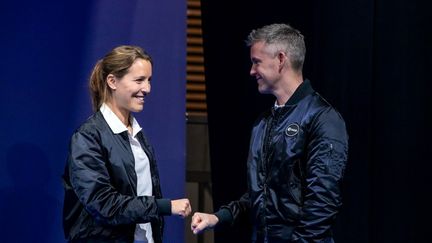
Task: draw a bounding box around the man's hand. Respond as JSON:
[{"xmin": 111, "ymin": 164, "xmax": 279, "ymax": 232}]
[
  {"xmin": 171, "ymin": 199, "xmax": 192, "ymax": 218},
  {"xmin": 191, "ymin": 212, "xmax": 219, "ymax": 234}
]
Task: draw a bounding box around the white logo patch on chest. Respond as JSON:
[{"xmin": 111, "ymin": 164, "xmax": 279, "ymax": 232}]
[{"xmin": 285, "ymin": 123, "xmax": 300, "ymax": 137}]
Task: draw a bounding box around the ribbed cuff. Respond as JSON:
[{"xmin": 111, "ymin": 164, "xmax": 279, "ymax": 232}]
[
  {"xmin": 214, "ymin": 208, "xmax": 233, "ymax": 225},
  {"xmin": 156, "ymin": 199, "xmax": 171, "ymax": 216}
]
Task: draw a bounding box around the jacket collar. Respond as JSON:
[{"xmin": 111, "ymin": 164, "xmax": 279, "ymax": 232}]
[
  {"xmin": 271, "ymin": 79, "xmax": 314, "ymax": 115},
  {"xmin": 100, "ymin": 103, "xmax": 142, "ymax": 137},
  {"xmin": 284, "ymin": 79, "xmax": 314, "ymax": 106}
]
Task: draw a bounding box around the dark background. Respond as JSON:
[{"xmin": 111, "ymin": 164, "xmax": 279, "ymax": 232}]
[{"xmin": 202, "ymin": 0, "xmax": 432, "ymax": 242}]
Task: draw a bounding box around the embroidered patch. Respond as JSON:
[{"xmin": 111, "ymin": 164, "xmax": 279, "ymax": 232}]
[{"xmin": 285, "ymin": 123, "xmax": 300, "ymax": 137}]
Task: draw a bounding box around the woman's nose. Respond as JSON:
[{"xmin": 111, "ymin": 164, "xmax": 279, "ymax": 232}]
[{"xmin": 141, "ymin": 81, "xmax": 151, "ymax": 94}]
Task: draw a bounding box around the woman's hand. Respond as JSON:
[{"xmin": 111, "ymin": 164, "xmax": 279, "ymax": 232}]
[{"xmin": 171, "ymin": 199, "xmax": 192, "ymax": 218}]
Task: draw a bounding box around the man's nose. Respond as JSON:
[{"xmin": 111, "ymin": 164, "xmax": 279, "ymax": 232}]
[{"xmin": 250, "ymin": 66, "xmax": 256, "ymax": 76}]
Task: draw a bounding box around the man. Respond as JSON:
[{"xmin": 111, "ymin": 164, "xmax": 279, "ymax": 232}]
[{"xmin": 191, "ymin": 23, "xmax": 348, "ymax": 242}]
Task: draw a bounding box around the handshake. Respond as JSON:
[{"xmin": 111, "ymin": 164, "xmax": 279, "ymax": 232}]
[{"xmin": 171, "ymin": 199, "xmax": 219, "ymax": 234}]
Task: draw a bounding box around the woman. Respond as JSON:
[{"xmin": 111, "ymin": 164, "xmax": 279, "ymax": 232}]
[{"xmin": 62, "ymin": 45, "xmax": 191, "ymax": 243}]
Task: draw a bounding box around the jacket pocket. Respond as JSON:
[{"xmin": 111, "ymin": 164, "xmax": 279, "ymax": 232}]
[
  {"xmin": 285, "ymin": 159, "xmax": 302, "ymax": 206},
  {"xmin": 319, "ymin": 139, "xmax": 348, "ymax": 179}
]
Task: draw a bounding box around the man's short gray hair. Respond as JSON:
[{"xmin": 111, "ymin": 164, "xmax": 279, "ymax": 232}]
[{"xmin": 246, "ymin": 23, "xmax": 306, "ymax": 72}]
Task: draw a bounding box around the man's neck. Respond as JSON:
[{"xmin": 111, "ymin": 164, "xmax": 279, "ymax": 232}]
[{"xmin": 274, "ymin": 73, "xmax": 303, "ymax": 106}]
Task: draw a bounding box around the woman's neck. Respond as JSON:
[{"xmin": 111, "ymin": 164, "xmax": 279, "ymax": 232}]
[{"xmin": 105, "ymin": 101, "xmax": 130, "ymax": 127}]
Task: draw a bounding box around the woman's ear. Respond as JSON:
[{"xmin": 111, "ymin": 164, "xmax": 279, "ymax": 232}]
[{"xmin": 106, "ymin": 74, "xmax": 117, "ymax": 90}]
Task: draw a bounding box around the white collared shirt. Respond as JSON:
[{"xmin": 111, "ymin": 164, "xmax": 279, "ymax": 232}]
[
  {"xmin": 100, "ymin": 103, "xmax": 154, "ymax": 243},
  {"xmin": 274, "ymin": 101, "xmax": 285, "ymax": 109}
]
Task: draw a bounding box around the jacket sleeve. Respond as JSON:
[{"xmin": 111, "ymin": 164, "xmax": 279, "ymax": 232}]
[
  {"xmin": 291, "ymin": 108, "xmax": 348, "ymax": 242},
  {"xmin": 214, "ymin": 192, "xmax": 250, "ymax": 227},
  {"xmin": 67, "ymin": 130, "xmax": 171, "ymax": 226}
]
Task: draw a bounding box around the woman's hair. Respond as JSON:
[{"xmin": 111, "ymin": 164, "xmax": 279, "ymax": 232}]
[
  {"xmin": 89, "ymin": 45, "xmax": 152, "ymax": 111},
  {"xmin": 246, "ymin": 23, "xmax": 306, "ymax": 72}
]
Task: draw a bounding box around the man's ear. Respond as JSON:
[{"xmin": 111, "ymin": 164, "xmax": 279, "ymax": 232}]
[
  {"xmin": 106, "ymin": 74, "xmax": 117, "ymax": 90},
  {"xmin": 278, "ymin": 52, "xmax": 288, "ymax": 71},
  {"xmin": 278, "ymin": 52, "xmax": 288, "ymax": 66}
]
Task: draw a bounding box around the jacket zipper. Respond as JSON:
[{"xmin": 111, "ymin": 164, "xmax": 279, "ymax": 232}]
[{"xmin": 260, "ymin": 112, "xmax": 279, "ymax": 238}]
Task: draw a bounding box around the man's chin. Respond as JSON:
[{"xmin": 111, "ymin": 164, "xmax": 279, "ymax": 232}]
[{"xmin": 258, "ymin": 87, "xmax": 271, "ymax": 94}]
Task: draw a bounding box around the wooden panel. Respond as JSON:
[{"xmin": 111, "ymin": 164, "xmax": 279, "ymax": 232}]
[
  {"xmin": 187, "ymin": 65, "xmax": 205, "ymax": 72},
  {"xmin": 188, "ymin": 28, "xmax": 202, "ymax": 35},
  {"xmin": 187, "ymin": 9, "xmax": 201, "ymax": 17},
  {"xmin": 187, "ymin": 18, "xmax": 202, "ymax": 26},
  {"xmin": 187, "ymin": 46, "xmax": 204, "ymax": 54},
  {"xmin": 187, "ymin": 93, "xmax": 207, "ymax": 101},
  {"xmin": 187, "ymin": 56, "xmax": 204, "ymax": 63},
  {"xmin": 187, "ymin": 37, "xmax": 203, "ymax": 45},
  {"xmin": 187, "ymin": 102, "xmax": 207, "ymax": 110},
  {"xmin": 187, "ymin": 0, "xmax": 207, "ymax": 116},
  {"xmin": 187, "ymin": 83, "xmax": 206, "ymax": 92}
]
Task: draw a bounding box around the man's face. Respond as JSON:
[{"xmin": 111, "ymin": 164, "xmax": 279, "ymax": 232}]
[{"xmin": 249, "ymin": 41, "xmax": 281, "ymax": 94}]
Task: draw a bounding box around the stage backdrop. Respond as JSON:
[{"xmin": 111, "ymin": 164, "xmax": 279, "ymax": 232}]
[{"xmin": 0, "ymin": 1, "xmax": 186, "ymax": 242}]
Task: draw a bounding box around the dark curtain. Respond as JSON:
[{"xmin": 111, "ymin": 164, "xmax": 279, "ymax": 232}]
[{"xmin": 201, "ymin": 0, "xmax": 432, "ymax": 242}]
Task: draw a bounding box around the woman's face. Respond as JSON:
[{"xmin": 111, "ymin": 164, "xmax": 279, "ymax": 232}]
[{"xmin": 109, "ymin": 58, "xmax": 152, "ymax": 114}]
